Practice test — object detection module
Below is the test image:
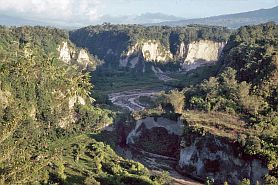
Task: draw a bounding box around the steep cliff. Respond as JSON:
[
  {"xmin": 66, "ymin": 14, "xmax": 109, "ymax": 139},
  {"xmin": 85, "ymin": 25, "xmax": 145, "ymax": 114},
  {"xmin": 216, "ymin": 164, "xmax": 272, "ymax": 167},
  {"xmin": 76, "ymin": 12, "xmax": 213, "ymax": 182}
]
[
  {"xmin": 124, "ymin": 113, "xmax": 269, "ymax": 185},
  {"xmin": 70, "ymin": 24, "xmax": 231, "ymax": 72},
  {"xmin": 126, "ymin": 117, "xmax": 183, "ymax": 157},
  {"xmin": 179, "ymin": 134, "xmax": 268, "ymax": 185},
  {"xmin": 119, "ymin": 39, "xmax": 225, "ymax": 71},
  {"xmin": 181, "ymin": 40, "xmax": 225, "ymax": 71},
  {"xmin": 57, "ymin": 41, "xmax": 96, "ymax": 70},
  {"xmin": 119, "ymin": 40, "xmax": 173, "ymax": 69}
]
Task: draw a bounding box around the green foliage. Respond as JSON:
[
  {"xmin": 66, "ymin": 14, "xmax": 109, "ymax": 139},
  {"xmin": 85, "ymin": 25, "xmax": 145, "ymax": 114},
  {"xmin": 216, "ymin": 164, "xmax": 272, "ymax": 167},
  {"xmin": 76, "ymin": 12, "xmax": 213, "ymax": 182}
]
[
  {"xmin": 144, "ymin": 23, "xmax": 278, "ymax": 182},
  {"xmin": 0, "ymin": 26, "xmax": 115, "ymax": 184},
  {"xmin": 84, "ymin": 174, "xmax": 100, "ymax": 185},
  {"xmin": 239, "ymin": 178, "xmax": 251, "ymax": 185},
  {"xmin": 156, "ymin": 90, "xmax": 185, "ymax": 114},
  {"xmin": 75, "ymin": 104, "xmax": 113, "ymax": 131},
  {"xmin": 55, "ymin": 160, "xmax": 67, "ymax": 181},
  {"xmin": 153, "ymin": 171, "xmax": 172, "ymax": 185},
  {"xmin": 46, "ymin": 134, "xmax": 165, "ymax": 185},
  {"xmin": 70, "ymin": 24, "xmax": 231, "ymax": 66}
]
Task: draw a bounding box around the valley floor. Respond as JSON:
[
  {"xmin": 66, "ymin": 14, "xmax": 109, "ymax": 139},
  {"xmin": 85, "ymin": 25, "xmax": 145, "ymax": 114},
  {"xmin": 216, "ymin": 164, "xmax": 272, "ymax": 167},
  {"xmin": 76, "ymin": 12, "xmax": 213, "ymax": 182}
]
[
  {"xmin": 108, "ymin": 89, "xmax": 159, "ymax": 112},
  {"xmin": 104, "ymin": 89, "xmax": 204, "ymax": 185}
]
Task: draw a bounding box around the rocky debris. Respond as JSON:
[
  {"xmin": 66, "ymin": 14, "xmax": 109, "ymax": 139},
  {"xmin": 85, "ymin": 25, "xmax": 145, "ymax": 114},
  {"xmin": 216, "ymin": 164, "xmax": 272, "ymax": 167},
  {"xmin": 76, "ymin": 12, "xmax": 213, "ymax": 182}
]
[
  {"xmin": 151, "ymin": 66, "xmax": 175, "ymax": 82},
  {"xmin": 68, "ymin": 96, "xmax": 86, "ymax": 109},
  {"xmin": 109, "ymin": 90, "xmax": 158, "ymax": 112}
]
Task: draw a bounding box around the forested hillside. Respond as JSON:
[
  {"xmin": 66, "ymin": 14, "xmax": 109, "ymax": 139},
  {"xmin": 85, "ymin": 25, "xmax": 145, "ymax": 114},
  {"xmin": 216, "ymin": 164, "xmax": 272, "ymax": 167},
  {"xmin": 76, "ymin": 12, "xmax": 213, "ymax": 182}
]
[
  {"xmin": 70, "ymin": 24, "xmax": 231, "ymax": 67},
  {"xmin": 135, "ymin": 22, "xmax": 278, "ymax": 184},
  {"xmin": 0, "ymin": 26, "xmax": 168, "ymax": 185}
]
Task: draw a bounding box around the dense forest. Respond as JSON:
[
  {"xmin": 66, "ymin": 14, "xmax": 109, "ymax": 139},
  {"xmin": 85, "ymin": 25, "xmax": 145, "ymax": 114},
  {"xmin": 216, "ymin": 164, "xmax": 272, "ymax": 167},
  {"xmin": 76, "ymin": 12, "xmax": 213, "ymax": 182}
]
[
  {"xmin": 136, "ymin": 22, "xmax": 277, "ymax": 184},
  {"xmin": 0, "ymin": 22, "xmax": 277, "ymax": 185},
  {"xmin": 0, "ymin": 26, "xmax": 170, "ymax": 185}
]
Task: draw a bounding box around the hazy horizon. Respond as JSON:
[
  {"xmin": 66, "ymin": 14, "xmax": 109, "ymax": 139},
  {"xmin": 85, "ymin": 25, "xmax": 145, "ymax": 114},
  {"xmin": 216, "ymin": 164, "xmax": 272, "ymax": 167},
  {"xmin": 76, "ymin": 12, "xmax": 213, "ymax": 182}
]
[{"xmin": 0, "ymin": 0, "xmax": 277, "ymax": 26}]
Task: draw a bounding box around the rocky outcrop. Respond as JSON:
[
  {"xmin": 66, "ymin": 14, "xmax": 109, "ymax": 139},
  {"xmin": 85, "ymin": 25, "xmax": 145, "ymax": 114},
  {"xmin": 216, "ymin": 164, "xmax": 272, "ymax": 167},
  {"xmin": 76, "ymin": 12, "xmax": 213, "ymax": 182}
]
[
  {"xmin": 119, "ymin": 40, "xmax": 225, "ymax": 72},
  {"xmin": 126, "ymin": 116, "xmax": 183, "ymax": 158},
  {"xmin": 179, "ymin": 134, "xmax": 268, "ymax": 185},
  {"xmin": 76, "ymin": 49, "xmax": 93, "ymax": 69},
  {"xmin": 142, "ymin": 41, "xmax": 173, "ymax": 61},
  {"xmin": 125, "ymin": 116, "xmax": 268, "ymax": 184},
  {"xmin": 58, "ymin": 41, "xmax": 95, "ymax": 70},
  {"xmin": 58, "ymin": 42, "xmax": 73, "ymax": 64},
  {"xmin": 181, "ymin": 40, "xmax": 225, "ymax": 71},
  {"xmin": 120, "ymin": 40, "xmax": 172, "ymax": 70},
  {"xmin": 127, "ymin": 117, "xmax": 184, "ymax": 145}
]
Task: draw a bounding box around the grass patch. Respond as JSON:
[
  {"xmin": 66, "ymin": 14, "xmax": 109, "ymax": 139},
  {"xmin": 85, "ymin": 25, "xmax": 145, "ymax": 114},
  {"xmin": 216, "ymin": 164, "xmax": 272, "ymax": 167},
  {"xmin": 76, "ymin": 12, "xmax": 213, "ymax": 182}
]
[{"xmin": 182, "ymin": 110, "xmax": 256, "ymax": 140}]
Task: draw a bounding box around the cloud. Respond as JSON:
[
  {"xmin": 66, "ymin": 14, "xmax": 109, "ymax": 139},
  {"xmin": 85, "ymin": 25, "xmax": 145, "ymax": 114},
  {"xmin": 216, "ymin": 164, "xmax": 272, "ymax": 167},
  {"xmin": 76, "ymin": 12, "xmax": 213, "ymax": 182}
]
[{"xmin": 0, "ymin": 0, "xmax": 102, "ymax": 25}]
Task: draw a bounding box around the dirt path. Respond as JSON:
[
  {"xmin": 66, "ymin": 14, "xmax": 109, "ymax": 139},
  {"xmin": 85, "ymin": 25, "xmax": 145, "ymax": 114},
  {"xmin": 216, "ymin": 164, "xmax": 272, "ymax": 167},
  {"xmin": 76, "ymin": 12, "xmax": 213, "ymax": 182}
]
[{"xmin": 109, "ymin": 89, "xmax": 159, "ymax": 112}]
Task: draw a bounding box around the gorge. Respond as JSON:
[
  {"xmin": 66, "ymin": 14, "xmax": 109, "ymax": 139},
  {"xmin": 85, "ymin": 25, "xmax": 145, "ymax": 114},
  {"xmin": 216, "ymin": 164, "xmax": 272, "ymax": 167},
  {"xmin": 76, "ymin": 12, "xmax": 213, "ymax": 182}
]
[{"xmin": 0, "ymin": 22, "xmax": 277, "ymax": 185}]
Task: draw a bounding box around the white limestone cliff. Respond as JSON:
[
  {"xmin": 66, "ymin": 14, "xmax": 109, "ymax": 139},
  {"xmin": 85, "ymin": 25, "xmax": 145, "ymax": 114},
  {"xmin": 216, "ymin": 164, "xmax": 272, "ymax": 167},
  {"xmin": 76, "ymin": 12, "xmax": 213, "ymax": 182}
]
[
  {"xmin": 58, "ymin": 42, "xmax": 73, "ymax": 64},
  {"xmin": 58, "ymin": 41, "xmax": 95, "ymax": 70},
  {"xmin": 119, "ymin": 40, "xmax": 172, "ymax": 69},
  {"xmin": 119, "ymin": 39, "xmax": 225, "ymax": 71},
  {"xmin": 181, "ymin": 40, "xmax": 225, "ymax": 70},
  {"xmin": 77, "ymin": 49, "xmax": 92, "ymax": 68},
  {"xmin": 141, "ymin": 41, "xmax": 173, "ymax": 61}
]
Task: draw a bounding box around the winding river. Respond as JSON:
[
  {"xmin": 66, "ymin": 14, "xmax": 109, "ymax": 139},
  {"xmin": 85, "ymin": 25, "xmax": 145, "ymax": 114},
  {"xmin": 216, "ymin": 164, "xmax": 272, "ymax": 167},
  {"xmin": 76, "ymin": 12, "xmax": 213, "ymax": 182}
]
[{"xmin": 108, "ymin": 89, "xmax": 203, "ymax": 185}]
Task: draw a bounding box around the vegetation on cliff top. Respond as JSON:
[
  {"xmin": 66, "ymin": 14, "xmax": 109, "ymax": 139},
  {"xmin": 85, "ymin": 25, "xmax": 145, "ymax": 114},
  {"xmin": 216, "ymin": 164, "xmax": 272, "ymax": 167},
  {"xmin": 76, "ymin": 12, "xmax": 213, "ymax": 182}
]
[
  {"xmin": 136, "ymin": 23, "xmax": 278, "ymax": 184},
  {"xmin": 0, "ymin": 26, "xmax": 169, "ymax": 185},
  {"xmin": 70, "ymin": 24, "xmax": 231, "ymax": 65}
]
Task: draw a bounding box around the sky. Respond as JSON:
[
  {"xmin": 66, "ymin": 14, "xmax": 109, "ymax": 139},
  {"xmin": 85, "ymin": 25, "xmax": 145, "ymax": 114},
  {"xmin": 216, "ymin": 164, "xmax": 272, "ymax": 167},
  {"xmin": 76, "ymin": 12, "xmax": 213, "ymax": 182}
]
[{"xmin": 0, "ymin": 0, "xmax": 277, "ymax": 26}]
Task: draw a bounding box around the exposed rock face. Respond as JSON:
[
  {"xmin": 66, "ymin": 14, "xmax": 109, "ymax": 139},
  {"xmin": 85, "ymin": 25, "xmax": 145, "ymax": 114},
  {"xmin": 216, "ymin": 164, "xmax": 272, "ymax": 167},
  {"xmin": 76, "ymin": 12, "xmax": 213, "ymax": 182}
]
[
  {"xmin": 120, "ymin": 40, "xmax": 172, "ymax": 70},
  {"xmin": 58, "ymin": 41, "xmax": 95, "ymax": 70},
  {"xmin": 178, "ymin": 42, "xmax": 187, "ymax": 58},
  {"xmin": 179, "ymin": 134, "xmax": 268, "ymax": 185},
  {"xmin": 126, "ymin": 116, "xmax": 268, "ymax": 184},
  {"xmin": 126, "ymin": 117, "xmax": 184, "ymax": 145},
  {"xmin": 181, "ymin": 40, "xmax": 225, "ymax": 71},
  {"xmin": 142, "ymin": 41, "xmax": 173, "ymax": 61},
  {"xmin": 76, "ymin": 49, "xmax": 92, "ymax": 68},
  {"xmin": 126, "ymin": 117, "xmax": 183, "ymax": 157},
  {"xmin": 120, "ymin": 40, "xmax": 225, "ymax": 72},
  {"xmin": 56, "ymin": 95, "xmax": 86, "ymax": 128},
  {"xmin": 58, "ymin": 42, "xmax": 72, "ymax": 64}
]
